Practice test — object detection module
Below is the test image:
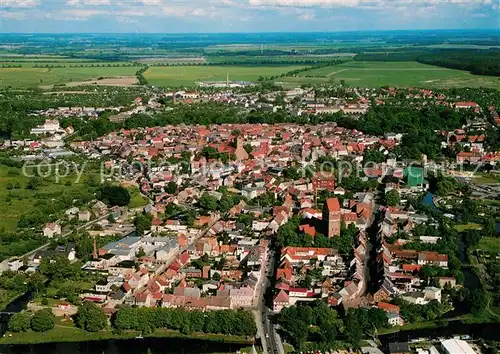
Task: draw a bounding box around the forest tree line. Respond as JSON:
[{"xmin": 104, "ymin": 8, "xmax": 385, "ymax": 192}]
[{"xmin": 355, "ymin": 49, "xmax": 500, "ymax": 76}]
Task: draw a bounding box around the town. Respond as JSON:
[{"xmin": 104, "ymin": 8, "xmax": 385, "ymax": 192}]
[{"xmin": 0, "ymin": 76, "xmax": 499, "ymax": 354}]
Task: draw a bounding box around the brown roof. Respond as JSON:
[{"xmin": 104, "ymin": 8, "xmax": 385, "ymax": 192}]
[
  {"xmin": 274, "ymin": 289, "xmax": 289, "ymax": 303},
  {"xmin": 326, "ymin": 198, "xmax": 340, "ymax": 212}
]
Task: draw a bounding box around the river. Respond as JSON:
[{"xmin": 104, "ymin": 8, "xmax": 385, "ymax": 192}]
[
  {"xmin": 0, "ymin": 338, "xmax": 248, "ymax": 354},
  {"xmin": 0, "ymin": 292, "xmax": 248, "ymax": 354},
  {"xmin": 379, "ymin": 321, "xmax": 500, "ymax": 345},
  {"xmin": 422, "ymin": 192, "xmax": 439, "ymax": 212}
]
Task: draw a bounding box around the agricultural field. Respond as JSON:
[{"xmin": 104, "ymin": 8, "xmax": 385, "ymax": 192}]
[
  {"xmin": 0, "ymin": 60, "xmax": 138, "ymax": 67},
  {"xmin": 0, "ymin": 62, "xmax": 140, "ymax": 88},
  {"xmin": 143, "ymin": 65, "xmax": 307, "ymax": 87},
  {"xmin": 206, "ymin": 54, "xmax": 354, "ymax": 64},
  {"xmin": 0, "ymin": 66, "xmax": 139, "ymax": 88},
  {"xmin": 137, "ymin": 58, "xmax": 206, "ymax": 65},
  {"xmin": 280, "ymin": 61, "xmax": 500, "ymax": 89}
]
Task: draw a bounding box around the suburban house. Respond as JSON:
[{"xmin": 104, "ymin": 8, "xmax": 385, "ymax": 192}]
[{"xmin": 43, "ymin": 223, "xmax": 62, "ymax": 238}]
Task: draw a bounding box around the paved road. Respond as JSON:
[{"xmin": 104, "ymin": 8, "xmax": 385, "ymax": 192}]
[
  {"xmin": 254, "ymin": 248, "xmax": 273, "ymax": 354},
  {"xmin": 255, "ymin": 248, "xmax": 286, "ymax": 354},
  {"xmin": 0, "ymin": 212, "xmax": 112, "ymax": 273}
]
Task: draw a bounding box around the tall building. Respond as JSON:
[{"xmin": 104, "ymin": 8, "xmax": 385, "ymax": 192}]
[
  {"xmin": 324, "ymin": 197, "xmax": 341, "ymax": 237},
  {"xmin": 234, "ymin": 136, "xmax": 249, "ymax": 161}
]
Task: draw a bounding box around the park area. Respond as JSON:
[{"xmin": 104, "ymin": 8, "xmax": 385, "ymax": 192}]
[
  {"xmin": 0, "ymin": 165, "xmax": 97, "ymax": 232},
  {"xmin": 143, "ymin": 65, "xmax": 307, "ymax": 86},
  {"xmin": 279, "ymin": 61, "xmax": 500, "ymax": 89}
]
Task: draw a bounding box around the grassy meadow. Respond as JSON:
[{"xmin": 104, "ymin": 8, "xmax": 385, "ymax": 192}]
[
  {"xmin": 477, "ymin": 237, "xmax": 500, "ymax": 253},
  {"xmin": 0, "ymin": 61, "xmax": 139, "ymax": 88},
  {"xmin": 280, "ymin": 61, "xmax": 500, "ymax": 89},
  {"xmin": 0, "ymin": 165, "xmax": 96, "ymax": 231},
  {"xmin": 143, "ymin": 65, "xmax": 307, "ymax": 86}
]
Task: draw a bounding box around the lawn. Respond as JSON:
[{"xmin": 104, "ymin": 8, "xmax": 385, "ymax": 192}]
[
  {"xmin": 0, "ymin": 65, "xmax": 139, "ymax": 88},
  {"xmin": 0, "ymin": 326, "xmax": 252, "ymax": 346},
  {"xmin": 144, "ymin": 65, "xmax": 307, "ymax": 87},
  {"xmin": 280, "ymin": 61, "xmax": 500, "ymax": 89},
  {"xmin": 455, "ymin": 223, "xmax": 483, "ymax": 232},
  {"xmin": 126, "ymin": 186, "xmax": 150, "ymax": 209},
  {"xmin": 477, "ymin": 237, "xmax": 500, "ymax": 253}
]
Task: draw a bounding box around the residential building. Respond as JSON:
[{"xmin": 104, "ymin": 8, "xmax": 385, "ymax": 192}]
[{"xmin": 43, "ymin": 223, "xmax": 61, "ymax": 238}]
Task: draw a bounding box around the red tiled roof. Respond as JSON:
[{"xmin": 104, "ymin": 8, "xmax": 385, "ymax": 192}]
[
  {"xmin": 326, "ymin": 198, "xmax": 340, "ymax": 212},
  {"xmin": 377, "ymin": 302, "xmax": 400, "ymax": 314},
  {"xmin": 274, "ymin": 289, "xmax": 289, "ymax": 303},
  {"xmin": 402, "ymin": 264, "xmax": 421, "ymax": 273}
]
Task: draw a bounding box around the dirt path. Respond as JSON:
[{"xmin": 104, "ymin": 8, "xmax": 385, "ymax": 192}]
[{"xmin": 326, "ymin": 68, "xmax": 350, "ymax": 77}]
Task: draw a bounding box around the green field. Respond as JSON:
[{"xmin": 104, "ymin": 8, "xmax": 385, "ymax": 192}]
[
  {"xmin": 477, "ymin": 237, "xmax": 500, "ymax": 253},
  {"xmin": 206, "ymin": 55, "xmax": 354, "ymax": 64},
  {"xmin": 455, "ymin": 223, "xmax": 483, "ymax": 232},
  {"xmin": 0, "ymin": 65, "xmax": 139, "ymax": 88},
  {"xmin": 0, "ymin": 165, "xmax": 95, "ymax": 231},
  {"xmin": 280, "ymin": 61, "xmax": 500, "ymax": 89},
  {"xmin": 0, "ymin": 61, "xmax": 138, "ymax": 67},
  {"xmin": 144, "ymin": 65, "xmax": 307, "ymax": 86},
  {"xmin": 126, "ymin": 186, "xmax": 150, "ymax": 208},
  {"xmin": 0, "ymin": 324, "xmax": 252, "ymax": 346}
]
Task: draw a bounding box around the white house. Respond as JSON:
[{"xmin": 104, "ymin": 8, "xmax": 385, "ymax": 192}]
[
  {"xmin": 387, "ymin": 313, "xmax": 404, "ymax": 326},
  {"xmin": 43, "ymin": 223, "xmax": 62, "ymax": 238},
  {"xmin": 8, "ymin": 258, "xmax": 23, "ymax": 272},
  {"xmin": 78, "ymin": 210, "xmax": 91, "ymax": 222}
]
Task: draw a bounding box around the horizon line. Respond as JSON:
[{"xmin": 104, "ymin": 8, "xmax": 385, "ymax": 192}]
[{"xmin": 1, "ymin": 28, "xmax": 499, "ymax": 35}]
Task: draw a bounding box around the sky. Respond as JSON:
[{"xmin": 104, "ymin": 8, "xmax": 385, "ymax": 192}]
[{"xmin": 0, "ymin": 0, "xmax": 499, "ymax": 33}]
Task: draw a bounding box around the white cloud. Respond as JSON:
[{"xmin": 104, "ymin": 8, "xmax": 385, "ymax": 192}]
[
  {"xmin": 298, "ymin": 10, "xmax": 314, "ymax": 19},
  {"xmin": 138, "ymin": 0, "xmax": 161, "ymax": 4},
  {"xmin": 247, "ymin": 0, "xmax": 495, "ymax": 7},
  {"xmin": 116, "ymin": 16, "xmax": 138, "ymax": 23},
  {"xmin": 66, "ymin": 0, "xmax": 110, "ymax": 6},
  {"xmin": 0, "ymin": 0, "xmax": 39, "ymax": 8},
  {"xmin": 248, "ymin": 0, "xmax": 359, "ymax": 7},
  {"xmin": 46, "ymin": 8, "xmax": 105, "ymax": 20},
  {"xmin": 0, "ymin": 9, "xmax": 26, "ymax": 18},
  {"xmin": 162, "ymin": 4, "xmax": 222, "ymax": 17}
]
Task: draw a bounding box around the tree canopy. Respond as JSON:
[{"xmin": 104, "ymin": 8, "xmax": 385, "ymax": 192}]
[
  {"xmin": 75, "ymin": 302, "xmax": 108, "ymax": 332},
  {"xmin": 99, "ymin": 185, "xmax": 131, "ymax": 207},
  {"xmin": 31, "ymin": 308, "xmax": 55, "ymax": 332}
]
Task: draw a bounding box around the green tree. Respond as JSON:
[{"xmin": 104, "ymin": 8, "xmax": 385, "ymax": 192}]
[
  {"xmin": 100, "ymin": 185, "xmax": 131, "ymax": 206},
  {"xmin": 75, "ymin": 302, "xmax": 108, "ymax": 332},
  {"xmin": 283, "ymin": 166, "xmax": 301, "ymax": 180},
  {"xmin": 364, "ymin": 148, "xmax": 386, "ymax": 164},
  {"xmin": 384, "ymin": 190, "xmax": 401, "ymax": 207},
  {"xmin": 164, "ymin": 181, "xmax": 177, "ymax": 194},
  {"xmin": 136, "ymin": 247, "xmax": 146, "ymax": 258},
  {"xmin": 199, "ymin": 193, "xmax": 218, "ymax": 212},
  {"xmin": 484, "ymin": 219, "xmax": 496, "ymax": 237},
  {"xmin": 25, "ymin": 177, "xmax": 42, "ymax": 190},
  {"xmin": 31, "ymin": 308, "xmax": 55, "ymax": 332},
  {"xmin": 8, "ymin": 312, "xmax": 31, "ymax": 332},
  {"xmin": 134, "ymin": 213, "xmax": 153, "ymax": 235}
]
